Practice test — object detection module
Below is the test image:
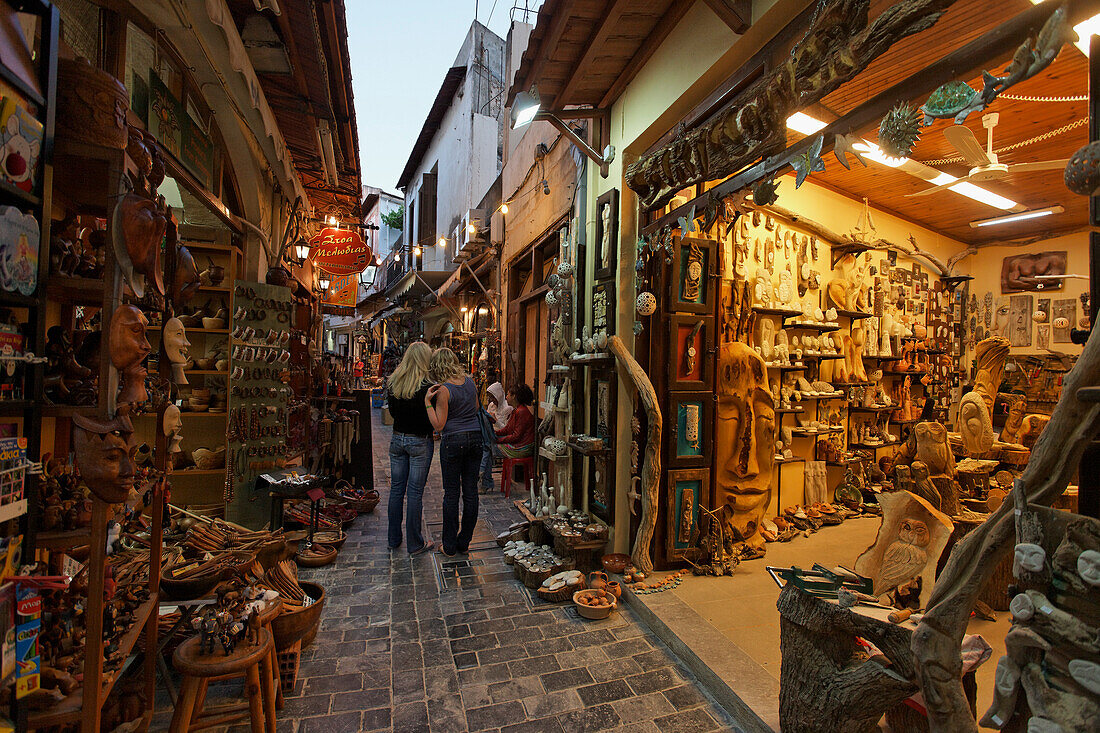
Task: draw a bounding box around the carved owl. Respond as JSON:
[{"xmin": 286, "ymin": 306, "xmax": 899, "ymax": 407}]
[
  {"xmin": 914, "ymin": 421, "xmax": 955, "ymax": 477},
  {"xmin": 875, "ymin": 518, "xmax": 931, "ymax": 596}
]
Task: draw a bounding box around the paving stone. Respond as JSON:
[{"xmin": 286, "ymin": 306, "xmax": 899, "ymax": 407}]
[
  {"xmin": 507, "ymin": 653, "xmax": 560, "ymax": 678},
  {"xmin": 359, "ymin": 706, "xmax": 392, "ymax": 732},
  {"xmin": 393, "ymin": 667, "xmax": 426, "ymax": 702},
  {"xmin": 302, "ymin": 673, "xmax": 363, "ymax": 695},
  {"xmin": 521, "ymin": 688, "xmax": 584, "ymax": 718},
  {"xmin": 556, "ymin": 703, "xmax": 623, "ymax": 733},
  {"xmin": 331, "ymin": 688, "xmax": 389, "ymax": 711},
  {"xmin": 626, "ymin": 667, "xmax": 679, "ymax": 695},
  {"xmin": 663, "ymin": 684, "xmax": 710, "ymax": 711},
  {"xmin": 466, "ymin": 700, "xmax": 527, "ymax": 731},
  {"xmin": 393, "ymin": 700, "xmax": 431, "ymax": 732},
  {"xmin": 577, "ymin": 679, "xmax": 634, "ymax": 706},
  {"xmin": 653, "ymin": 707, "xmax": 722, "ymax": 732},
  {"xmin": 540, "ymin": 666, "xmax": 594, "ymax": 692},
  {"xmin": 487, "ymin": 674, "xmax": 544, "ymax": 703},
  {"xmin": 589, "ymin": 656, "xmax": 644, "ymax": 683},
  {"xmin": 611, "ymin": 691, "xmax": 676, "ymax": 720},
  {"xmin": 297, "ymin": 711, "xmax": 367, "ymax": 733},
  {"xmin": 501, "ymin": 718, "xmax": 567, "ymax": 733}
]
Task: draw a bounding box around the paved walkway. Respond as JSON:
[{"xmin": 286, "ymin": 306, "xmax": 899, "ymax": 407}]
[{"xmin": 166, "ymin": 412, "xmax": 738, "ymax": 732}]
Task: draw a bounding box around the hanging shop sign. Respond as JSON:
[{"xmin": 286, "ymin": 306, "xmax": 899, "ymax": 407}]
[
  {"xmin": 309, "ymin": 227, "xmax": 372, "ymax": 275},
  {"xmin": 149, "ymin": 71, "xmax": 183, "ymax": 160},
  {"xmin": 181, "ymin": 115, "xmax": 214, "ymax": 190},
  {"xmin": 324, "ymin": 274, "xmax": 358, "ymax": 308}
]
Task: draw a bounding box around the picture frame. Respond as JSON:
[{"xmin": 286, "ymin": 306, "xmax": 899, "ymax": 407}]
[
  {"xmin": 668, "ymin": 314, "xmax": 713, "ymax": 390},
  {"xmin": 592, "ymin": 278, "xmax": 616, "ymax": 335},
  {"xmin": 668, "ymin": 391, "xmax": 712, "ymax": 468},
  {"xmin": 594, "ymin": 188, "xmax": 619, "ymax": 280},
  {"xmin": 587, "ymin": 453, "xmax": 614, "ymax": 522},
  {"xmin": 669, "ymin": 236, "xmax": 715, "ymax": 314},
  {"xmin": 665, "ymin": 468, "xmax": 709, "ymax": 561}
]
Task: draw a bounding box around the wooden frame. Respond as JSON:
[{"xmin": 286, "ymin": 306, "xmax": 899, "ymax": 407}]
[
  {"xmin": 665, "ymin": 467, "xmax": 708, "ymax": 561},
  {"xmin": 594, "ymin": 188, "xmax": 618, "ymax": 280},
  {"xmin": 668, "ymin": 314, "xmax": 713, "ymax": 390},
  {"xmin": 668, "ymin": 391, "xmax": 712, "ymax": 468},
  {"xmin": 592, "ymin": 278, "xmax": 616, "ymax": 335},
  {"xmin": 669, "ymin": 236, "xmax": 715, "ymax": 314},
  {"xmin": 585, "ymin": 367, "xmax": 616, "ymax": 523}
]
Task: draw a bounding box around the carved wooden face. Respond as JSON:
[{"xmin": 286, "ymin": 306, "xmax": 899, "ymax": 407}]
[
  {"xmin": 116, "ymin": 193, "xmax": 166, "ymax": 297},
  {"xmin": 73, "ymin": 417, "xmax": 136, "ymax": 503},
  {"xmin": 898, "ymin": 519, "xmax": 930, "ymax": 547},
  {"xmin": 715, "ymin": 341, "xmax": 775, "ymax": 543},
  {"xmin": 109, "ymin": 305, "xmax": 151, "ymax": 372},
  {"xmin": 162, "ymin": 317, "xmax": 190, "ymax": 365}
]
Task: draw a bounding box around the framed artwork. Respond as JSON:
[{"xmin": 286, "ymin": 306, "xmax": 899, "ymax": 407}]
[
  {"xmin": 1036, "ymin": 324, "xmax": 1050, "ymax": 350},
  {"xmin": 665, "ymin": 468, "xmax": 708, "ymax": 560},
  {"xmin": 588, "ymin": 454, "xmax": 614, "ymax": 522},
  {"xmin": 669, "ymin": 236, "xmax": 716, "ymax": 314},
  {"xmin": 1001, "ymin": 251, "xmax": 1067, "ymax": 292},
  {"xmin": 1052, "ymin": 298, "xmax": 1075, "ymax": 343},
  {"xmin": 594, "ymin": 188, "xmax": 619, "ymax": 280},
  {"xmin": 1007, "ymin": 294, "xmax": 1033, "ymax": 348},
  {"xmin": 592, "ymin": 279, "xmax": 615, "ymax": 335},
  {"xmin": 591, "ymin": 377, "xmax": 615, "ymax": 441},
  {"xmin": 669, "ymin": 315, "xmax": 713, "ymax": 390},
  {"xmin": 669, "ymin": 392, "xmax": 711, "ymax": 468}
]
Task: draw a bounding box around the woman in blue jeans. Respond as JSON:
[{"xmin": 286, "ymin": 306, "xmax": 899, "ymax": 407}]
[
  {"xmin": 385, "ymin": 342, "xmax": 435, "ymax": 555},
  {"xmin": 425, "ymin": 347, "xmax": 483, "ymax": 556}
]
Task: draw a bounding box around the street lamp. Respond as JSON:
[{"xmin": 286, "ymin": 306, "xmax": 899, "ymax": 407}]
[
  {"xmin": 292, "ymin": 239, "xmax": 310, "ymax": 264},
  {"xmin": 318, "ymin": 273, "xmax": 331, "ymax": 292},
  {"xmin": 508, "ymin": 85, "xmax": 615, "ymax": 177},
  {"xmin": 510, "ymin": 87, "xmax": 541, "ymax": 129}
]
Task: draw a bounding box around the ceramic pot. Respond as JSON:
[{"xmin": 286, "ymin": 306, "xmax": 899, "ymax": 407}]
[
  {"xmin": 605, "ymin": 581, "xmax": 622, "ymax": 599},
  {"xmin": 588, "ymin": 571, "xmax": 608, "ymax": 591},
  {"xmin": 266, "ymin": 266, "xmax": 291, "ymax": 287},
  {"xmin": 203, "ymin": 259, "xmax": 226, "ymax": 286}
]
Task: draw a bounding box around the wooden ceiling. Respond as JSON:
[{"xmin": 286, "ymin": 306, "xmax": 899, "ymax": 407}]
[
  {"xmin": 506, "ymin": 0, "xmax": 698, "ymax": 111},
  {"xmin": 785, "ymin": 0, "xmax": 1089, "ymax": 245},
  {"xmin": 225, "ymin": 0, "xmax": 362, "ymax": 220}
]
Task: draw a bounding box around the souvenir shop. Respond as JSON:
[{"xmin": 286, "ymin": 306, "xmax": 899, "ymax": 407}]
[
  {"xmin": 0, "ymin": 0, "xmax": 373, "ymax": 730},
  {"xmin": 500, "ymin": 0, "xmax": 1100, "ymax": 730}
]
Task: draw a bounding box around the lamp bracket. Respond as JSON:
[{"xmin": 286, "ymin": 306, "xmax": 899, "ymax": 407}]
[{"xmin": 534, "ymin": 110, "xmax": 615, "ymax": 178}]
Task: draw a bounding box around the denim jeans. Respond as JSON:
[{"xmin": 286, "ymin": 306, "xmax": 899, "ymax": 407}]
[
  {"xmin": 388, "ymin": 432, "xmax": 434, "ymax": 552},
  {"xmin": 479, "ymin": 444, "xmax": 494, "ymax": 491},
  {"xmin": 440, "ymin": 430, "xmax": 483, "ymax": 554}
]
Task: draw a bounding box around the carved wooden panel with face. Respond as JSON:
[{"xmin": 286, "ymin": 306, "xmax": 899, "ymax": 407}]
[
  {"xmin": 715, "ymin": 341, "xmax": 775, "ymax": 547},
  {"xmin": 73, "ymin": 415, "xmax": 136, "ymax": 502}
]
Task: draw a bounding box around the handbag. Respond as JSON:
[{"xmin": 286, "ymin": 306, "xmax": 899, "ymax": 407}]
[{"xmin": 478, "ymin": 407, "xmax": 497, "ymax": 444}]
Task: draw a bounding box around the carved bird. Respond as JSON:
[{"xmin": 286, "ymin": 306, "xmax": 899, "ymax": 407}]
[{"xmin": 875, "ymin": 518, "xmax": 931, "ymax": 597}]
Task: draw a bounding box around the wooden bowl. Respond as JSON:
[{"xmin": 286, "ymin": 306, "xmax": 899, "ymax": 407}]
[
  {"xmin": 271, "ymin": 581, "xmax": 325, "ymax": 650},
  {"xmin": 295, "ymin": 545, "xmax": 337, "ymax": 568},
  {"xmin": 160, "ymin": 567, "xmax": 227, "ymax": 601},
  {"xmin": 256, "ymin": 539, "xmax": 287, "ymax": 570},
  {"xmin": 573, "ymin": 589, "xmax": 617, "ymax": 620},
  {"xmin": 601, "ymin": 553, "xmax": 630, "ymax": 574},
  {"xmin": 312, "ymin": 530, "xmax": 346, "ymax": 551},
  {"xmin": 282, "ymin": 530, "xmax": 309, "ymax": 559}
]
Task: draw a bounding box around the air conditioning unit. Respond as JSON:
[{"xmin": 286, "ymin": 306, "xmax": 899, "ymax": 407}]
[{"xmin": 459, "ymin": 209, "xmax": 487, "ymax": 253}]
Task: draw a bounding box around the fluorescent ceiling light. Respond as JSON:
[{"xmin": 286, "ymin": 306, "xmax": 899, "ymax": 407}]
[
  {"xmin": 786, "ymin": 113, "xmax": 1019, "ymax": 209},
  {"xmin": 970, "ymin": 205, "xmax": 1064, "ymax": 227},
  {"xmin": 786, "ymin": 112, "xmax": 827, "ymax": 135},
  {"xmin": 1030, "ymin": 1, "xmax": 1099, "ymax": 56}
]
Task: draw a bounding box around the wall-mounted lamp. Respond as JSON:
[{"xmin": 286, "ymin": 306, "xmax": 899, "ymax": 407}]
[
  {"xmin": 500, "ymin": 203, "xmax": 509, "ymax": 215},
  {"xmin": 510, "ymin": 85, "xmax": 615, "ymax": 178},
  {"xmin": 437, "ymin": 236, "xmax": 446, "ymax": 247},
  {"xmin": 318, "ymin": 273, "xmax": 331, "ymax": 291},
  {"xmin": 292, "ymin": 240, "xmax": 310, "ymax": 264}
]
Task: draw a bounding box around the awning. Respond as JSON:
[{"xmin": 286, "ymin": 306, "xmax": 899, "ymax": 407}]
[
  {"xmin": 382, "ymin": 269, "xmax": 452, "ymax": 302},
  {"xmin": 438, "ymin": 251, "xmax": 493, "ymax": 298}
]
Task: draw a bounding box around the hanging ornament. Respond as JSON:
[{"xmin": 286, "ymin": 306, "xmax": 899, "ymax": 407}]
[
  {"xmin": 677, "ymin": 205, "xmax": 696, "ymax": 240},
  {"xmin": 546, "ymin": 289, "xmax": 559, "ymax": 307},
  {"xmin": 557, "ymin": 260, "xmax": 575, "ymax": 277},
  {"xmin": 878, "ymin": 104, "xmax": 923, "ymax": 158},
  {"xmin": 832, "ymin": 133, "xmax": 867, "ymax": 170},
  {"xmin": 751, "ymin": 178, "xmax": 780, "ymax": 206},
  {"xmin": 1065, "ymin": 140, "xmax": 1100, "ymax": 196},
  {"xmin": 791, "ymin": 135, "xmax": 825, "ymax": 188},
  {"xmin": 636, "ymin": 291, "xmax": 657, "ymax": 316},
  {"xmin": 919, "ymin": 81, "xmax": 978, "ymax": 126}
]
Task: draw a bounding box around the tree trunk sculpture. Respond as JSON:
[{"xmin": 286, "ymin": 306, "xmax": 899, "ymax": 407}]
[
  {"xmin": 912, "ymin": 325, "xmax": 1100, "ymax": 732},
  {"xmin": 608, "ymin": 335, "xmax": 661, "ymax": 575}
]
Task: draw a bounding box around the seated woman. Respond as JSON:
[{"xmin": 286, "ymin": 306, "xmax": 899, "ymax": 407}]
[{"xmin": 495, "ymin": 383, "xmax": 536, "ymax": 459}]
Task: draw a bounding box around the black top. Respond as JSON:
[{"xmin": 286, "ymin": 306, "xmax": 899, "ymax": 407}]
[{"xmin": 388, "ymin": 381, "xmax": 433, "ymax": 438}]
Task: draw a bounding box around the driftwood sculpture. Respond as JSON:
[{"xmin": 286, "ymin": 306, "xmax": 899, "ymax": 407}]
[
  {"xmin": 608, "ymin": 335, "xmax": 661, "ymax": 575},
  {"xmin": 960, "ymin": 336, "xmax": 1009, "ymax": 454},
  {"xmin": 913, "ymin": 322, "xmax": 1100, "ymax": 732},
  {"xmin": 626, "ymin": 0, "xmax": 962, "ymax": 209}
]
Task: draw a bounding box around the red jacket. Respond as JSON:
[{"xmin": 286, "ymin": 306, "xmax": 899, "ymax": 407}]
[{"xmin": 495, "ymin": 405, "xmax": 535, "ymax": 446}]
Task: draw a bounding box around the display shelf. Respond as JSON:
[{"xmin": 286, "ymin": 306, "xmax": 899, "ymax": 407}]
[
  {"xmin": 539, "ymin": 401, "xmax": 567, "ymax": 413},
  {"xmin": 774, "ymin": 456, "xmax": 805, "ymax": 465},
  {"xmin": 799, "ymin": 392, "xmax": 845, "ymax": 401},
  {"xmin": 180, "ymin": 241, "xmax": 243, "ymax": 255},
  {"xmin": 539, "ymin": 447, "xmax": 569, "ymax": 462},
  {"xmin": 864, "ymin": 354, "xmax": 901, "ymax": 361},
  {"xmin": 0, "ymin": 176, "xmax": 40, "ymax": 206},
  {"xmin": 185, "ymin": 328, "xmax": 230, "ymax": 335},
  {"xmin": 802, "ymin": 353, "xmax": 843, "ymax": 360},
  {"xmin": 883, "ymin": 369, "xmax": 926, "ymax": 376},
  {"xmin": 0, "ymin": 498, "xmax": 28, "ymax": 523},
  {"xmin": 791, "ymin": 427, "xmax": 844, "ymax": 436},
  {"xmin": 197, "ymin": 285, "xmax": 231, "ymax": 293},
  {"xmin": 849, "ymin": 442, "xmax": 892, "ymax": 450},
  {"xmin": 36, "ymin": 526, "xmax": 92, "ymax": 549},
  {"xmin": 568, "ymin": 439, "xmax": 608, "ymax": 457},
  {"xmin": 569, "ymin": 353, "xmax": 613, "ymax": 365},
  {"xmin": 834, "ymin": 308, "xmax": 872, "ymax": 320},
  {"xmin": 765, "ymin": 363, "xmax": 806, "ymax": 372},
  {"xmin": 826, "ymin": 457, "xmax": 866, "ymax": 467},
  {"xmin": 173, "ymin": 468, "xmax": 227, "ymax": 476},
  {"xmin": 835, "ymin": 381, "xmax": 875, "ymax": 387},
  {"xmin": 890, "ymin": 417, "xmax": 920, "ymax": 425},
  {"xmin": 774, "ymin": 407, "xmax": 804, "ymax": 414},
  {"xmin": 752, "ymin": 306, "xmax": 802, "ymax": 318},
  {"xmin": 100, "ymin": 597, "xmax": 158, "ymax": 698},
  {"xmin": 849, "ymin": 405, "xmax": 897, "ymax": 414},
  {"xmin": 45, "ymin": 275, "xmax": 104, "ymax": 304},
  {"xmin": 830, "ymin": 242, "xmax": 870, "ymax": 268},
  {"xmin": 785, "ymin": 321, "xmax": 840, "ymax": 333}
]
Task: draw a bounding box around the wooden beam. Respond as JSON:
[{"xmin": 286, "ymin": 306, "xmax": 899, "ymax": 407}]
[
  {"xmin": 641, "ymin": 0, "xmax": 1089, "ymax": 236},
  {"xmin": 599, "ymin": 0, "xmax": 695, "ymax": 110},
  {"xmin": 512, "ymin": 0, "xmax": 575, "ymax": 106},
  {"xmin": 554, "ymin": 0, "xmax": 634, "ymax": 107},
  {"xmin": 702, "ymin": 0, "xmax": 751, "ymax": 34}
]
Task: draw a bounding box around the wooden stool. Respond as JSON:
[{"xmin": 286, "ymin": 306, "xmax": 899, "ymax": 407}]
[{"xmin": 169, "ymin": 627, "xmax": 276, "ymax": 733}]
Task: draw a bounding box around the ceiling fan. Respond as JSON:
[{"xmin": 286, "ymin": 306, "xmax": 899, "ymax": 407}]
[{"xmin": 907, "ymin": 112, "xmax": 1069, "ymax": 198}]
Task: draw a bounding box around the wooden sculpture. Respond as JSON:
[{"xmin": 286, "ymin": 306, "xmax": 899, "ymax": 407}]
[
  {"xmin": 109, "ymin": 305, "xmax": 151, "ymax": 405},
  {"xmin": 72, "ymin": 414, "xmax": 137, "ymax": 503},
  {"xmin": 912, "ymin": 320, "xmax": 1100, "ymax": 732},
  {"xmin": 1000, "ymin": 395, "xmax": 1028, "ymax": 445},
  {"xmin": 848, "ymin": 325, "xmax": 868, "ymax": 382},
  {"xmin": 163, "ymin": 404, "xmax": 183, "ymax": 454},
  {"xmin": 855, "ymin": 490, "xmax": 953, "ymax": 607},
  {"xmin": 111, "ymin": 192, "xmax": 166, "ymax": 298},
  {"xmin": 608, "ymin": 335, "xmax": 661, "ymax": 575},
  {"xmin": 162, "ymin": 317, "xmax": 190, "ymax": 385},
  {"xmin": 960, "ymin": 335, "xmax": 1009, "ymax": 454},
  {"xmin": 715, "ymin": 340, "xmax": 776, "ymax": 554},
  {"xmin": 170, "ymin": 242, "xmax": 201, "ymax": 309}
]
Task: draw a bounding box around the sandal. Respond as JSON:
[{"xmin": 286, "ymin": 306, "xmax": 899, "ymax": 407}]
[{"xmin": 410, "ymin": 541, "xmax": 435, "ymax": 556}]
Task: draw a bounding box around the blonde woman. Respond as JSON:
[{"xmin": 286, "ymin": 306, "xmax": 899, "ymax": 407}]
[
  {"xmin": 386, "ymin": 342, "xmax": 435, "ymax": 555},
  {"xmin": 425, "ymin": 347, "xmax": 483, "ymax": 556}
]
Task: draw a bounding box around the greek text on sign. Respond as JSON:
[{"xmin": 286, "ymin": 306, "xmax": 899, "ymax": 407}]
[{"xmin": 309, "ymin": 227, "xmax": 372, "ymax": 275}]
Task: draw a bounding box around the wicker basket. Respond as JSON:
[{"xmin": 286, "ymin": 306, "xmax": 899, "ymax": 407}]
[
  {"xmin": 518, "ymin": 557, "xmax": 575, "ymax": 590},
  {"xmin": 497, "ymin": 527, "xmax": 528, "ymax": 547},
  {"xmin": 537, "ymin": 575, "xmax": 586, "ymax": 603}
]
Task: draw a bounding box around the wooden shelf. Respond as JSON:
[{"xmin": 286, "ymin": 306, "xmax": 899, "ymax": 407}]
[
  {"xmin": 774, "ymin": 407, "xmax": 804, "ymax": 414},
  {"xmin": 45, "ymin": 275, "xmax": 104, "ymax": 304},
  {"xmin": 539, "ymin": 447, "xmax": 569, "ymax": 462},
  {"xmin": 883, "ymin": 369, "xmax": 926, "ymax": 376},
  {"xmin": 173, "ymin": 468, "xmax": 226, "ymax": 476},
  {"xmin": 569, "ymin": 353, "xmax": 613, "ymax": 365},
  {"xmin": 765, "ymin": 363, "xmax": 806, "ymax": 372},
  {"xmin": 41, "ymin": 404, "xmax": 98, "ymax": 418},
  {"xmin": 849, "ymin": 405, "xmax": 897, "ymax": 413},
  {"xmin": 802, "ymin": 353, "xmax": 843, "ymax": 360},
  {"xmin": 775, "ymin": 456, "xmax": 805, "ymax": 465},
  {"xmin": 834, "ymin": 308, "xmax": 872, "ymax": 320},
  {"xmin": 0, "ymin": 175, "xmax": 40, "ymax": 206},
  {"xmin": 890, "ymin": 418, "xmax": 920, "ymax": 425},
  {"xmin": 181, "ymin": 241, "xmax": 242, "ymax": 255},
  {"xmin": 827, "ymin": 457, "xmax": 866, "ymax": 467},
  {"xmin": 785, "ymin": 322, "xmax": 840, "ymax": 333},
  {"xmin": 798, "ymin": 393, "xmax": 845, "ymax": 401},
  {"xmin": 36, "ymin": 526, "xmax": 92, "ymax": 549},
  {"xmin": 791, "ymin": 427, "xmax": 844, "ymax": 436},
  {"xmin": 101, "ymin": 597, "xmax": 158, "ymax": 699},
  {"xmin": 752, "ymin": 306, "xmax": 803, "ymax": 318},
  {"xmin": 186, "ymin": 328, "xmax": 230, "ymax": 335},
  {"xmin": 849, "ymin": 442, "xmax": 891, "ymax": 450},
  {"xmin": 197, "ymin": 285, "xmax": 231, "ymax": 293},
  {"xmin": 568, "ymin": 439, "xmax": 608, "ymax": 457}
]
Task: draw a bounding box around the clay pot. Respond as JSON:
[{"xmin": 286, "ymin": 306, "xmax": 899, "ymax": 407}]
[
  {"xmin": 202, "ymin": 259, "xmax": 226, "ymax": 286},
  {"xmin": 605, "ymin": 580, "xmax": 622, "ymax": 599},
  {"xmin": 588, "ymin": 571, "xmax": 608, "ymax": 591},
  {"xmin": 266, "ymin": 266, "xmax": 291, "ymax": 287},
  {"xmin": 601, "ymin": 553, "xmax": 630, "ymax": 574}
]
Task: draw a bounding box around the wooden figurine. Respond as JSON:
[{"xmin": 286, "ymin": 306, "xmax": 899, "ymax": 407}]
[
  {"xmin": 715, "ymin": 340, "xmax": 776, "ymax": 555},
  {"xmin": 163, "ymin": 404, "xmax": 183, "ymax": 453},
  {"xmin": 963, "ymin": 335, "xmax": 1010, "ymax": 455},
  {"xmin": 43, "ymin": 325, "xmax": 92, "ymax": 403},
  {"xmin": 854, "ymin": 490, "xmax": 953, "ymax": 607},
  {"xmin": 170, "ymin": 243, "xmax": 202, "ymax": 309},
  {"xmin": 999, "ymin": 395, "xmax": 1028, "ymax": 445},
  {"xmin": 109, "ymin": 304, "xmax": 151, "ymax": 405},
  {"xmin": 71, "ymin": 414, "xmax": 136, "ymax": 503}
]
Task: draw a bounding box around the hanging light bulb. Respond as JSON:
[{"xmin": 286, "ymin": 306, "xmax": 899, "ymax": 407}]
[
  {"xmin": 438, "ymin": 236, "xmax": 446, "ymax": 247},
  {"xmin": 500, "ymin": 203, "xmax": 509, "ymax": 215},
  {"xmin": 413, "ymin": 245, "xmax": 422, "ymax": 256}
]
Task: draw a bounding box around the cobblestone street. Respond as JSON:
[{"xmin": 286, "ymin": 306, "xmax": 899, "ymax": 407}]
[{"xmin": 270, "ymin": 412, "xmax": 738, "ymax": 732}]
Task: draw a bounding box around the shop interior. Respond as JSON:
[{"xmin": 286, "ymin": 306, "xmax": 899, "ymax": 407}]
[{"xmin": 620, "ymin": 1, "xmax": 1092, "ymax": 727}]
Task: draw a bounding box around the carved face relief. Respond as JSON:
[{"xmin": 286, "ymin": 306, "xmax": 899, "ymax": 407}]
[
  {"xmin": 113, "ymin": 192, "xmax": 166, "ymax": 298},
  {"xmin": 1009, "ymin": 591, "xmax": 1035, "ymax": 621},
  {"xmin": 898, "ymin": 518, "xmax": 930, "ymax": 547},
  {"xmin": 1014, "ymin": 543, "xmax": 1046, "ymax": 574},
  {"xmin": 72, "ymin": 414, "xmax": 136, "ymax": 503},
  {"xmin": 163, "ymin": 404, "xmax": 183, "ymax": 453},
  {"xmin": 162, "ymin": 317, "xmax": 190, "ymax": 365},
  {"xmin": 715, "ymin": 341, "xmax": 775, "ymax": 546},
  {"xmin": 109, "ymin": 305, "xmax": 151, "ymax": 404},
  {"xmin": 994, "ymin": 656, "xmax": 1020, "ymax": 696},
  {"xmin": 1077, "ymin": 549, "xmax": 1100, "ymax": 587},
  {"xmin": 1068, "ymin": 659, "xmax": 1100, "ymax": 695},
  {"xmin": 959, "ymin": 392, "xmax": 993, "ymax": 454},
  {"xmin": 914, "ymin": 421, "xmax": 953, "ymax": 476}
]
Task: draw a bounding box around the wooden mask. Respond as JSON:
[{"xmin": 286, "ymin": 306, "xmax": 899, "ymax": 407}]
[
  {"xmin": 109, "ymin": 304, "xmax": 151, "ymax": 404},
  {"xmin": 72, "ymin": 413, "xmax": 136, "ymax": 503},
  {"xmin": 171, "ymin": 244, "xmax": 201, "ymax": 308},
  {"xmin": 111, "ymin": 192, "xmax": 166, "ymax": 298}
]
